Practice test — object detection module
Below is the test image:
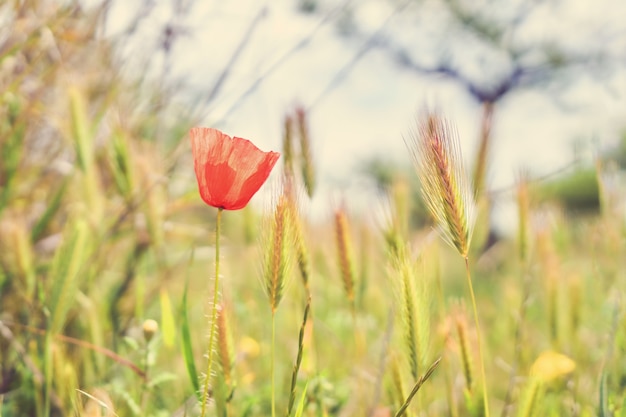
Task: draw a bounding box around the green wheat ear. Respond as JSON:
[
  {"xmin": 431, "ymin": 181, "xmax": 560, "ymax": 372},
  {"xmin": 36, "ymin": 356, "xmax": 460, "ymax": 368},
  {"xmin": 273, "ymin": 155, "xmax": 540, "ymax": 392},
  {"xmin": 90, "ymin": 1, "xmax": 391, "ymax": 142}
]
[
  {"xmin": 282, "ymin": 113, "xmax": 295, "ymax": 177},
  {"xmin": 389, "ymin": 243, "xmax": 430, "ymax": 383},
  {"xmin": 406, "ymin": 112, "xmax": 475, "ymax": 258},
  {"xmin": 263, "ymin": 191, "xmax": 294, "ymax": 314},
  {"xmin": 334, "ymin": 206, "xmax": 356, "ymax": 311}
]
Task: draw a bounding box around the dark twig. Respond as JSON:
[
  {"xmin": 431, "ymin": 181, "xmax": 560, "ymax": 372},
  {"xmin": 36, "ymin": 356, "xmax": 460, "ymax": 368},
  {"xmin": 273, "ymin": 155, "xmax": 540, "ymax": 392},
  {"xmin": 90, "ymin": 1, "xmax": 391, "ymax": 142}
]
[{"xmin": 1, "ymin": 321, "xmax": 146, "ymax": 380}]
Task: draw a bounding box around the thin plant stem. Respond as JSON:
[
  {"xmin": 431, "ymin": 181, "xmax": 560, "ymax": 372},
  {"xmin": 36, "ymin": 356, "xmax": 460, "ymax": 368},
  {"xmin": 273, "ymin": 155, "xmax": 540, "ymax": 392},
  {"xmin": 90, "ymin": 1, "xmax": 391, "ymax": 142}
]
[
  {"xmin": 201, "ymin": 207, "xmax": 223, "ymax": 417},
  {"xmin": 43, "ymin": 332, "xmax": 51, "ymax": 417},
  {"xmin": 140, "ymin": 339, "xmax": 151, "ymax": 411},
  {"xmin": 500, "ymin": 265, "xmax": 531, "ymax": 417},
  {"xmin": 271, "ymin": 311, "xmax": 276, "ymax": 417},
  {"xmin": 464, "ymin": 256, "xmax": 490, "ymax": 417},
  {"xmin": 351, "ymin": 305, "xmax": 358, "ymax": 347},
  {"xmin": 394, "ymin": 357, "xmax": 442, "ymax": 417}
]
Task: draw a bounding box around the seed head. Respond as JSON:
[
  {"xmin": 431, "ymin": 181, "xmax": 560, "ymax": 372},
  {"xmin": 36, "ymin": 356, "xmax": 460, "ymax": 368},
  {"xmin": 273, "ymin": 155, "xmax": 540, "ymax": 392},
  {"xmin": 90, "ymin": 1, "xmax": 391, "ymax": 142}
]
[{"xmin": 407, "ymin": 113, "xmax": 475, "ymax": 257}]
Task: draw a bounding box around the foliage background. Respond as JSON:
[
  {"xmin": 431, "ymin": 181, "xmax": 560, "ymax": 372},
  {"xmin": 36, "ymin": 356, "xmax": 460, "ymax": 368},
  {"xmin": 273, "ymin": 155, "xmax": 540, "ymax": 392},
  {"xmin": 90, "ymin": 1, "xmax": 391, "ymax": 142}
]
[{"xmin": 1, "ymin": 1, "xmax": 626, "ymax": 416}]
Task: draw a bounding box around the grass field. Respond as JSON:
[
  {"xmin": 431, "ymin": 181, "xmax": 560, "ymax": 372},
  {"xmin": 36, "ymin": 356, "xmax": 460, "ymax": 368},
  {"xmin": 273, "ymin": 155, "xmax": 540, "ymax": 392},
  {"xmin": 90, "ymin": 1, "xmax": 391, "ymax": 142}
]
[{"xmin": 1, "ymin": 2, "xmax": 625, "ymax": 417}]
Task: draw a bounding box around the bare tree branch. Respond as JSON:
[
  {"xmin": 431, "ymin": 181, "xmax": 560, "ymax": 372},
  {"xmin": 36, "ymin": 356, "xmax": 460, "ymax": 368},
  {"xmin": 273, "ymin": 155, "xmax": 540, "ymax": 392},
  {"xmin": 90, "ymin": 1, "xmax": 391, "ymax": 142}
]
[
  {"xmin": 309, "ymin": 0, "xmax": 412, "ymax": 110},
  {"xmin": 214, "ymin": 0, "xmax": 354, "ymax": 124},
  {"xmin": 204, "ymin": 5, "xmax": 269, "ymax": 106}
]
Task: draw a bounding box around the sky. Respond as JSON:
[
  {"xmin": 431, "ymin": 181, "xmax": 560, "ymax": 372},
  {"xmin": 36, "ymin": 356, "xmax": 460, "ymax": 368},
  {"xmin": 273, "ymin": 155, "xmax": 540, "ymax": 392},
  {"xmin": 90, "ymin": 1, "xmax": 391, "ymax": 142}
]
[{"xmin": 103, "ymin": 0, "xmax": 626, "ymax": 231}]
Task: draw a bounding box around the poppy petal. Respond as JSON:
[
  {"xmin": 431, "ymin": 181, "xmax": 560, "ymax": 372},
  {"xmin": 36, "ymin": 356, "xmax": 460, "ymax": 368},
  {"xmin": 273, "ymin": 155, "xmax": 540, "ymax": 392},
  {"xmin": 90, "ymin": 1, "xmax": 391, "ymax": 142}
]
[{"xmin": 190, "ymin": 127, "xmax": 280, "ymax": 210}]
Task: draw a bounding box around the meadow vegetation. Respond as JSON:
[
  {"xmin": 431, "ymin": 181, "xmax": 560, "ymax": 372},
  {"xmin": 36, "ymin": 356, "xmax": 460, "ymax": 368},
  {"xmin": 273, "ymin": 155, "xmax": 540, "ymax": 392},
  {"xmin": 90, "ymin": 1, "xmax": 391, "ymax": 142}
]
[{"xmin": 1, "ymin": 2, "xmax": 625, "ymax": 417}]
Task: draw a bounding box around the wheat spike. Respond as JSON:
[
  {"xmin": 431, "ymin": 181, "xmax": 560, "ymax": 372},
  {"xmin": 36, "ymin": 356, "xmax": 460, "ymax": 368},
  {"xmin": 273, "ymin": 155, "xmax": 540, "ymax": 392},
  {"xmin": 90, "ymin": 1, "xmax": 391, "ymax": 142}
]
[
  {"xmin": 295, "ymin": 106, "xmax": 316, "ymax": 198},
  {"xmin": 334, "ymin": 207, "xmax": 356, "ymax": 308},
  {"xmin": 263, "ymin": 191, "xmax": 293, "ymax": 314},
  {"xmin": 406, "ymin": 112, "xmax": 475, "ymax": 257},
  {"xmin": 283, "ymin": 113, "xmax": 295, "ymax": 177}
]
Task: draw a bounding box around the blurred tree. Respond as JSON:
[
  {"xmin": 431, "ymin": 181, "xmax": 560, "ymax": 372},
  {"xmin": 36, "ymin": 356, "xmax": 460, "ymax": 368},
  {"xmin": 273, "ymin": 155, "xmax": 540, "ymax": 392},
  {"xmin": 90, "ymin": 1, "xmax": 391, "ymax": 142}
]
[{"xmin": 308, "ymin": 0, "xmax": 623, "ymax": 218}]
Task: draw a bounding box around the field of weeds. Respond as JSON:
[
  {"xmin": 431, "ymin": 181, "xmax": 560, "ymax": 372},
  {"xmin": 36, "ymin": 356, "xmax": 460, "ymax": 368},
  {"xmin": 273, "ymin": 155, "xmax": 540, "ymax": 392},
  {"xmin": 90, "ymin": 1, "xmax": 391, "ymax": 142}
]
[{"xmin": 1, "ymin": 2, "xmax": 625, "ymax": 417}]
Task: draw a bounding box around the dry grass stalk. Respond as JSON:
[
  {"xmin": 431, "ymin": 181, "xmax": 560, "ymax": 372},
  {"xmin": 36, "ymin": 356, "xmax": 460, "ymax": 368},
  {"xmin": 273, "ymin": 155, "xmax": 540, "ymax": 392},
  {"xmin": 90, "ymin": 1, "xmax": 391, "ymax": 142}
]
[
  {"xmin": 391, "ymin": 177, "xmax": 410, "ymax": 242},
  {"xmin": 281, "ymin": 177, "xmax": 310, "ymax": 296},
  {"xmin": 262, "ymin": 185, "xmax": 297, "ymax": 417},
  {"xmin": 264, "ymin": 191, "xmax": 292, "ymax": 314},
  {"xmin": 0, "ymin": 214, "xmax": 35, "ymax": 298},
  {"xmin": 455, "ymin": 311, "xmax": 474, "ymax": 392},
  {"xmin": 281, "ymin": 180, "xmax": 310, "ymax": 296},
  {"xmin": 294, "ymin": 216, "xmax": 311, "ymax": 296},
  {"xmin": 382, "ymin": 178, "xmax": 411, "ymax": 259},
  {"xmin": 296, "ymin": 106, "xmax": 316, "ymax": 198},
  {"xmin": 406, "ymin": 112, "xmax": 475, "ymax": 258},
  {"xmin": 334, "ymin": 206, "xmax": 356, "ymax": 309},
  {"xmin": 472, "ymin": 102, "xmax": 493, "ymax": 197},
  {"xmin": 388, "ymin": 353, "xmax": 407, "ymax": 410},
  {"xmin": 283, "ymin": 113, "xmax": 295, "ymax": 177},
  {"xmin": 536, "ymin": 228, "xmax": 560, "ymax": 347},
  {"xmin": 516, "ymin": 378, "xmax": 542, "ymax": 417},
  {"xmin": 79, "ymin": 388, "xmax": 116, "ymax": 417},
  {"xmin": 516, "ymin": 175, "xmax": 530, "ymax": 264},
  {"xmin": 568, "ymin": 276, "xmax": 581, "ymax": 337}
]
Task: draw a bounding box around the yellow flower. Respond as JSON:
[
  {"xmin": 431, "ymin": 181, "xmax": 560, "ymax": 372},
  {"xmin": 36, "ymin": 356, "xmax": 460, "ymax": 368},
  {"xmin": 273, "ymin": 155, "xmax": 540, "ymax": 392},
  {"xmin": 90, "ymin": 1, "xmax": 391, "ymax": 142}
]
[{"xmin": 530, "ymin": 350, "xmax": 576, "ymax": 383}]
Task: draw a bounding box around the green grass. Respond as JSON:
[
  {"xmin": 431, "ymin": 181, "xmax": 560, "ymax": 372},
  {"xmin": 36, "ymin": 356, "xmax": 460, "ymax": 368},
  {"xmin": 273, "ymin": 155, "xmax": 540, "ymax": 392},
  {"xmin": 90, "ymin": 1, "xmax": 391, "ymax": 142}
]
[{"xmin": 1, "ymin": 2, "xmax": 626, "ymax": 417}]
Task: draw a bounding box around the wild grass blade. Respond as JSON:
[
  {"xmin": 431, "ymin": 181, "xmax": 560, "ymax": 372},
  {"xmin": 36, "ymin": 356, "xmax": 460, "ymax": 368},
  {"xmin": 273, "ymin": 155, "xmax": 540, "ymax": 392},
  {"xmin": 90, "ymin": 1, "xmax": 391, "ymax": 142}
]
[
  {"xmin": 159, "ymin": 288, "xmax": 176, "ymax": 348},
  {"xmin": 296, "ymin": 107, "xmax": 316, "ymax": 198},
  {"xmin": 598, "ymin": 372, "xmax": 608, "ymax": 417},
  {"xmin": 108, "ymin": 130, "xmax": 135, "ymax": 200},
  {"xmin": 69, "ymin": 88, "xmax": 102, "ymax": 222},
  {"xmin": 30, "ymin": 179, "xmax": 68, "ymax": 243},
  {"xmin": 389, "ymin": 354, "xmax": 407, "ymax": 411},
  {"xmin": 180, "ymin": 266, "xmax": 200, "ymax": 398},
  {"xmin": 400, "ymin": 260, "xmax": 420, "ymax": 381},
  {"xmin": 293, "ymin": 383, "xmax": 309, "ymax": 417},
  {"xmin": 463, "ymin": 258, "xmax": 489, "ymax": 416},
  {"xmin": 455, "ymin": 310, "xmax": 474, "ymax": 391},
  {"xmin": 45, "ymin": 219, "xmax": 90, "ymax": 417},
  {"xmin": 48, "ymin": 219, "xmax": 90, "ymax": 335},
  {"xmin": 0, "ymin": 95, "xmax": 25, "ymax": 215},
  {"xmin": 283, "ymin": 113, "xmax": 295, "ymax": 177},
  {"xmin": 293, "ymin": 213, "xmax": 311, "ymax": 297},
  {"xmin": 472, "ymin": 102, "xmax": 493, "ymax": 197},
  {"xmin": 286, "ymin": 297, "xmax": 311, "ymax": 417},
  {"xmin": 516, "ymin": 378, "xmax": 542, "ymax": 417},
  {"xmin": 394, "ymin": 357, "xmax": 441, "ymax": 417}
]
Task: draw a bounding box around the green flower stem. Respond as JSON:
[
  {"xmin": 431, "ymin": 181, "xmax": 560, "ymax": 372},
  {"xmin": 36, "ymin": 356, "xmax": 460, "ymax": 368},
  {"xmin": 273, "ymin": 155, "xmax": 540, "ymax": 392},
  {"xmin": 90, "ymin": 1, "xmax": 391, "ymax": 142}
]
[
  {"xmin": 271, "ymin": 311, "xmax": 276, "ymax": 417},
  {"xmin": 201, "ymin": 207, "xmax": 223, "ymax": 417},
  {"xmin": 464, "ymin": 257, "xmax": 489, "ymax": 417}
]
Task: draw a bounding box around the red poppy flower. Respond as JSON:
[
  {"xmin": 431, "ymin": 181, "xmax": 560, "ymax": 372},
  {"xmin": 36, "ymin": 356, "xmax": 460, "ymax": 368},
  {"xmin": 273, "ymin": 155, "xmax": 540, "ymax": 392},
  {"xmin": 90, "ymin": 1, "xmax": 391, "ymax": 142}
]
[{"xmin": 190, "ymin": 127, "xmax": 280, "ymax": 210}]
